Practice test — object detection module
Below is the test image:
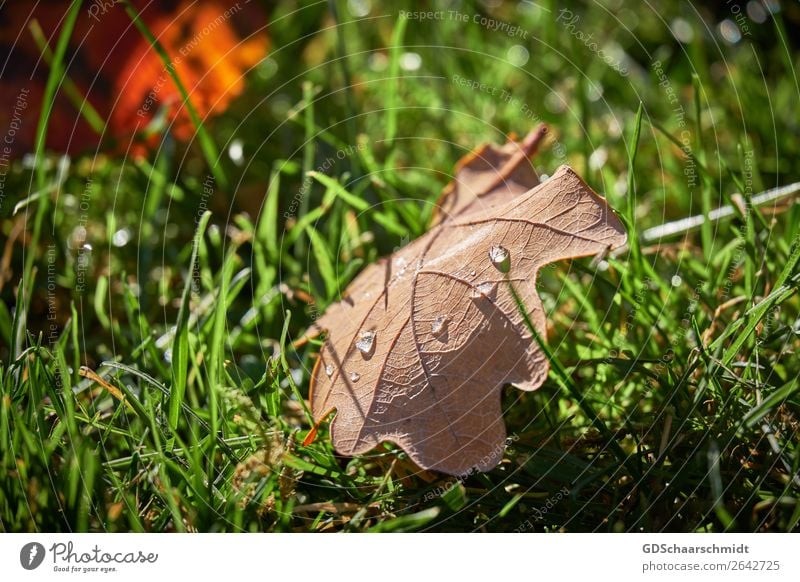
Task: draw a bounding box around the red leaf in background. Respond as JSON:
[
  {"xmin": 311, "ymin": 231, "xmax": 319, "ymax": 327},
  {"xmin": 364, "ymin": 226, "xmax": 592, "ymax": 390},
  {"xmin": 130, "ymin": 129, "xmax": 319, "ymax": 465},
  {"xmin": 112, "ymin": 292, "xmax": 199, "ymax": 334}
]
[{"xmin": 0, "ymin": 0, "xmax": 269, "ymax": 157}]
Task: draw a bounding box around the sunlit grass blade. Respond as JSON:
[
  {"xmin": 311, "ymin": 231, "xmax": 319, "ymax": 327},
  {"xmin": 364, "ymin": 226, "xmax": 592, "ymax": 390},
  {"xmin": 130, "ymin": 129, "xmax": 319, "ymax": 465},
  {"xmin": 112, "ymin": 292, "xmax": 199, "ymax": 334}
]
[
  {"xmin": 15, "ymin": 0, "xmax": 81, "ymax": 358},
  {"xmin": 169, "ymin": 211, "xmax": 212, "ymax": 430},
  {"xmin": 305, "ymin": 224, "xmax": 339, "ymax": 301},
  {"xmin": 384, "ymin": 13, "xmax": 408, "ymax": 150},
  {"xmin": 28, "ymin": 19, "xmax": 106, "ymax": 135}
]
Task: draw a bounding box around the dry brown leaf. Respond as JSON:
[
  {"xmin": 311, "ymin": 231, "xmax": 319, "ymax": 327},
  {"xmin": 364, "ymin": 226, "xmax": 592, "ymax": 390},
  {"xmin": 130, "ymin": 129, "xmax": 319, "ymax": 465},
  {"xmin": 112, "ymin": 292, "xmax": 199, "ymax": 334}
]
[
  {"xmin": 433, "ymin": 126, "xmax": 547, "ymax": 225},
  {"xmin": 309, "ymin": 131, "xmax": 627, "ymax": 476}
]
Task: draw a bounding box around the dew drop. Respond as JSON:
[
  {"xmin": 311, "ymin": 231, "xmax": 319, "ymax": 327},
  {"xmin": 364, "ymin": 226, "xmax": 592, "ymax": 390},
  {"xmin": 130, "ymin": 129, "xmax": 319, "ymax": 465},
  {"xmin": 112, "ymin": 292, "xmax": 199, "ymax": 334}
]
[
  {"xmin": 325, "ymin": 364, "xmax": 334, "ymax": 377},
  {"xmin": 355, "ymin": 330, "xmax": 376, "ymax": 357},
  {"xmin": 431, "ymin": 315, "xmax": 448, "ymax": 336},
  {"xmin": 488, "ymin": 245, "xmax": 511, "ymax": 273},
  {"xmin": 469, "ymin": 270, "xmax": 477, "ymax": 279},
  {"xmin": 368, "ymin": 52, "xmax": 388, "ymax": 72},
  {"xmin": 588, "ymin": 147, "xmax": 608, "ymax": 171},
  {"xmin": 228, "ymin": 139, "xmax": 244, "ymax": 166},
  {"xmin": 112, "ymin": 228, "xmax": 131, "ymax": 247},
  {"xmin": 506, "ymin": 44, "xmax": 529, "ymax": 67},
  {"xmin": 718, "ymin": 19, "xmax": 742, "ymax": 44},
  {"xmin": 350, "ymin": 371, "xmax": 361, "ymax": 382},
  {"xmin": 347, "ymin": 0, "xmax": 371, "ymax": 18},
  {"xmin": 670, "ymin": 17, "xmax": 694, "ymax": 44},
  {"xmin": 470, "ymin": 281, "xmax": 497, "ymax": 299},
  {"xmin": 747, "ymin": 1, "xmax": 768, "ymax": 24},
  {"xmin": 399, "ymin": 52, "xmax": 422, "ymax": 71}
]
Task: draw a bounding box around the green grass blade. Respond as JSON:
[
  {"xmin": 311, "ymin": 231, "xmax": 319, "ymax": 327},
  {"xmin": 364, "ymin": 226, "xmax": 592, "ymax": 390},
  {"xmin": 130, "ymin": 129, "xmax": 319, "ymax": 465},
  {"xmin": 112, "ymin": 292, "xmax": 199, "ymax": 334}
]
[
  {"xmin": 169, "ymin": 210, "xmax": 212, "ymax": 430},
  {"xmin": 308, "ymin": 171, "xmax": 369, "ymax": 211},
  {"xmin": 28, "ymin": 19, "xmax": 105, "ymax": 135},
  {"xmin": 384, "ymin": 13, "xmax": 408, "ymax": 149},
  {"xmin": 208, "ymin": 245, "xmax": 240, "ymax": 440},
  {"xmin": 15, "ymin": 0, "xmax": 81, "ymax": 358},
  {"xmin": 624, "ymin": 102, "xmax": 643, "ymax": 270},
  {"xmin": 305, "ymin": 224, "xmax": 338, "ymax": 301}
]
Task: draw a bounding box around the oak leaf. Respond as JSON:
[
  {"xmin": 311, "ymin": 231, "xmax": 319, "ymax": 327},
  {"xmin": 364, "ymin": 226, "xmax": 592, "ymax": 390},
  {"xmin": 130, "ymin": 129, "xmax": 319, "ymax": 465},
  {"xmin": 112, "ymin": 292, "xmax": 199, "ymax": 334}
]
[{"xmin": 309, "ymin": 131, "xmax": 627, "ymax": 476}]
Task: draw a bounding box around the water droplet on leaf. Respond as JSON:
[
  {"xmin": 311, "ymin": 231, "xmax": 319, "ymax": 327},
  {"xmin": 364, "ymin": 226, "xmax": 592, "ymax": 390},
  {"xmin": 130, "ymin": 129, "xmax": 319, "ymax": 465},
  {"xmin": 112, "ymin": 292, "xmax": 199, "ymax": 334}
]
[
  {"xmin": 355, "ymin": 330, "xmax": 376, "ymax": 357},
  {"xmin": 431, "ymin": 315, "xmax": 448, "ymax": 336},
  {"xmin": 350, "ymin": 371, "xmax": 361, "ymax": 382},
  {"xmin": 488, "ymin": 245, "xmax": 510, "ymax": 273},
  {"xmin": 325, "ymin": 364, "xmax": 334, "ymax": 377},
  {"xmin": 470, "ymin": 281, "xmax": 497, "ymax": 299}
]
